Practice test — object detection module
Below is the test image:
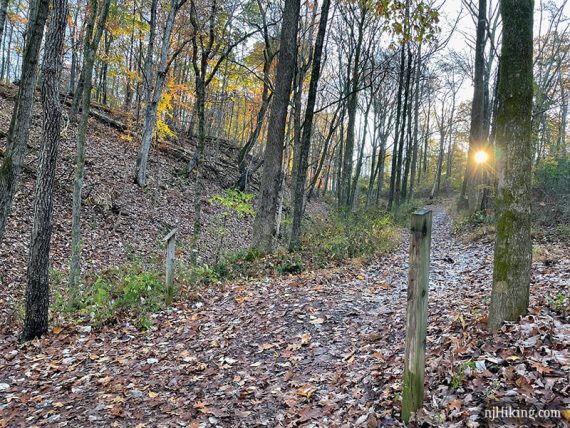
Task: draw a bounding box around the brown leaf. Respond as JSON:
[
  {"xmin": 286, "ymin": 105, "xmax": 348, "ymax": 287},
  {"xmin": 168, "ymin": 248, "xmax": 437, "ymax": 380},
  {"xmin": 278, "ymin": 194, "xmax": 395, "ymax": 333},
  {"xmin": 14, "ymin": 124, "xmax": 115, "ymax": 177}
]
[{"xmin": 297, "ymin": 384, "xmax": 317, "ymax": 400}]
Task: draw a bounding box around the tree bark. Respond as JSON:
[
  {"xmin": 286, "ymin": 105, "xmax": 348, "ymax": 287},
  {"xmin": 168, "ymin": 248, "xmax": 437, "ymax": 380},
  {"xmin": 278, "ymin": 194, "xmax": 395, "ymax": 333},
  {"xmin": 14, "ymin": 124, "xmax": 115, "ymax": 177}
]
[
  {"xmin": 1, "ymin": 20, "xmax": 14, "ymax": 81},
  {"xmin": 307, "ymin": 103, "xmax": 343, "ymax": 201},
  {"xmin": 339, "ymin": 5, "xmax": 366, "ymax": 209},
  {"xmin": 69, "ymin": 0, "xmax": 111, "ymax": 290},
  {"xmin": 69, "ymin": 0, "xmax": 103, "ymax": 122},
  {"xmin": 459, "ymin": 0, "xmax": 487, "ymax": 212},
  {"xmin": 388, "ymin": 45, "xmax": 406, "ymax": 211},
  {"xmin": 251, "ymin": 0, "xmax": 300, "ymax": 253},
  {"xmin": 236, "ymin": 5, "xmax": 275, "ymax": 191},
  {"xmin": 135, "ymin": 0, "xmax": 180, "ymax": 187},
  {"xmin": 350, "ymin": 92, "xmax": 372, "ymax": 210},
  {"xmin": 0, "ymin": 0, "xmax": 49, "ymax": 247},
  {"xmin": 489, "ymin": 0, "xmax": 533, "ymax": 331},
  {"xmin": 22, "ymin": 0, "xmax": 67, "ymax": 341},
  {"xmin": 394, "ymin": 42, "xmax": 412, "ymax": 210},
  {"xmin": 289, "ymin": 0, "xmax": 330, "ymax": 249},
  {"xmin": 0, "ymin": 0, "xmax": 9, "ymax": 50},
  {"xmin": 408, "ymin": 42, "xmax": 421, "ymax": 201},
  {"xmin": 430, "ymin": 103, "xmax": 446, "ymax": 199},
  {"xmin": 68, "ymin": 3, "xmax": 80, "ymax": 94}
]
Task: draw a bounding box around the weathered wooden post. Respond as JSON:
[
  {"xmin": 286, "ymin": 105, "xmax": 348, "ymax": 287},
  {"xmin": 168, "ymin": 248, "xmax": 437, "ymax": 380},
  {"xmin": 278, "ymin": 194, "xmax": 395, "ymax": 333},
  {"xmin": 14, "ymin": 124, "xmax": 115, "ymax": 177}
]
[
  {"xmin": 402, "ymin": 208, "xmax": 432, "ymax": 423},
  {"xmin": 163, "ymin": 228, "xmax": 178, "ymax": 304}
]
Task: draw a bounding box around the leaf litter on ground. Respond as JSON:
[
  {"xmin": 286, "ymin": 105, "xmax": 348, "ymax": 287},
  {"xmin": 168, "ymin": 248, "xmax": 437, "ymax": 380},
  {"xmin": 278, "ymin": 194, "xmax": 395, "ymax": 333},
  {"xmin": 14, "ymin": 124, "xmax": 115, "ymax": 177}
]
[{"xmin": 0, "ymin": 207, "xmax": 569, "ymax": 427}]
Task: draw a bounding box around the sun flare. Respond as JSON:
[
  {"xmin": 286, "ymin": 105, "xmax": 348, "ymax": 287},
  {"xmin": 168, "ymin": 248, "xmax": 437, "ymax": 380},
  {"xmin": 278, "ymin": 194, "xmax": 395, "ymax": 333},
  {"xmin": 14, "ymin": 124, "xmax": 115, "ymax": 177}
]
[{"xmin": 474, "ymin": 150, "xmax": 489, "ymax": 164}]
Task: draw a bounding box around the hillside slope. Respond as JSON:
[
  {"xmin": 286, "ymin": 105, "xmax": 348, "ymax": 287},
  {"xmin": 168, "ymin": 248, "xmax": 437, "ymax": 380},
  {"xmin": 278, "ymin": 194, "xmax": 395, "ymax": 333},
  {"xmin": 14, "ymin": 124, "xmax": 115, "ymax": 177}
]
[{"xmin": 0, "ymin": 84, "xmax": 257, "ymax": 325}]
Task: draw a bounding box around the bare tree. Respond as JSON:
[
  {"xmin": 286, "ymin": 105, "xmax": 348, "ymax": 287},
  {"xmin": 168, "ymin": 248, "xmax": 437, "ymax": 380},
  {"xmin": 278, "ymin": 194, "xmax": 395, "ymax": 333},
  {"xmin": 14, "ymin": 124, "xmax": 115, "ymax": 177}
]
[
  {"xmin": 68, "ymin": 0, "xmax": 111, "ymax": 291},
  {"xmin": 134, "ymin": 0, "xmax": 186, "ymax": 187},
  {"xmin": 459, "ymin": 0, "xmax": 488, "ymax": 212},
  {"xmin": 289, "ymin": 0, "xmax": 331, "ymax": 249}
]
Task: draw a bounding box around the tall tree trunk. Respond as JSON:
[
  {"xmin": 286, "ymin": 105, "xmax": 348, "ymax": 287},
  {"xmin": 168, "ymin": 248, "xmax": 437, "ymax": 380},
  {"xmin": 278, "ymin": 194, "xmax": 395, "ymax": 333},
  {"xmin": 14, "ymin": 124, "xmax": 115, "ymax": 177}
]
[
  {"xmin": 367, "ymin": 110, "xmax": 380, "ymax": 205},
  {"xmin": 430, "ymin": 107, "xmax": 446, "ymax": 199},
  {"xmin": 350, "ymin": 94, "xmax": 372, "ymax": 209},
  {"xmin": 124, "ymin": 4, "xmax": 136, "ymax": 110},
  {"xmin": 135, "ymin": 0, "xmax": 179, "ymax": 187},
  {"xmin": 190, "ymin": 75, "xmax": 206, "ymax": 262},
  {"xmin": 141, "ymin": 0, "xmax": 158, "ymax": 108},
  {"xmin": 489, "ymin": 0, "xmax": 533, "ymax": 331},
  {"xmin": 401, "ymin": 50, "xmax": 414, "ymax": 202},
  {"xmin": 422, "ymin": 96, "xmax": 431, "ymax": 178},
  {"xmin": 99, "ymin": 30, "xmax": 111, "ymax": 105},
  {"xmin": 388, "ymin": 45, "xmax": 406, "ymax": 211},
  {"xmin": 68, "ymin": 3, "xmax": 80, "ymax": 94},
  {"xmin": 339, "ymin": 6, "xmax": 366, "ymax": 208},
  {"xmin": 444, "ymin": 94, "xmax": 457, "ymax": 190},
  {"xmin": 0, "ymin": 0, "xmax": 9, "ymax": 50},
  {"xmin": 557, "ymin": 75, "xmax": 567, "ymax": 158},
  {"xmin": 251, "ymin": 0, "xmax": 300, "ymax": 253},
  {"xmin": 375, "ymin": 136, "xmax": 388, "ymax": 204},
  {"xmin": 307, "ymin": 104, "xmax": 343, "ymax": 201},
  {"xmin": 290, "ymin": 66, "xmax": 306, "ymax": 189},
  {"xmin": 1, "ymin": 20, "xmax": 13, "ymax": 81},
  {"xmin": 289, "ymin": 0, "xmax": 330, "ymax": 249},
  {"xmin": 394, "ymin": 43, "xmax": 412, "ymax": 210},
  {"xmin": 335, "ymin": 120, "xmax": 345, "ymax": 201},
  {"xmin": 459, "ymin": 0, "xmax": 487, "ymax": 211},
  {"xmin": 408, "ymin": 42, "xmax": 421, "ymax": 201},
  {"xmin": 444, "ymin": 133, "xmax": 453, "ymax": 190},
  {"xmin": 69, "ymin": 0, "xmax": 111, "ymax": 290},
  {"xmin": 22, "ymin": 0, "xmax": 67, "ymax": 341},
  {"xmin": 0, "ymin": 0, "xmax": 49, "ymax": 247},
  {"xmin": 480, "ymin": 68, "xmax": 500, "ymax": 211},
  {"xmin": 236, "ymin": 34, "xmax": 274, "ymax": 191},
  {"xmin": 69, "ymin": 0, "xmax": 105, "ymax": 122}
]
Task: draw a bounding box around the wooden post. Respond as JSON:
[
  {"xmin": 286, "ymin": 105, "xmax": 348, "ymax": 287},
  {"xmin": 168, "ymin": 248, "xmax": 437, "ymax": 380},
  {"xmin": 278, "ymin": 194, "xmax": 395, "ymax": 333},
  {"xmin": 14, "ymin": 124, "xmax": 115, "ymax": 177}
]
[
  {"xmin": 163, "ymin": 228, "xmax": 177, "ymax": 304},
  {"xmin": 402, "ymin": 208, "xmax": 432, "ymax": 423}
]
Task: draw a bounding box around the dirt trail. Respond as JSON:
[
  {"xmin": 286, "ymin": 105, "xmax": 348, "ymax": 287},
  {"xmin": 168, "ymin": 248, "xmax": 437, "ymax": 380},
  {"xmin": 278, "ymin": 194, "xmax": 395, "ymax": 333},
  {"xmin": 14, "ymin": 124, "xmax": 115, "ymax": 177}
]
[{"xmin": 1, "ymin": 206, "xmax": 568, "ymax": 427}]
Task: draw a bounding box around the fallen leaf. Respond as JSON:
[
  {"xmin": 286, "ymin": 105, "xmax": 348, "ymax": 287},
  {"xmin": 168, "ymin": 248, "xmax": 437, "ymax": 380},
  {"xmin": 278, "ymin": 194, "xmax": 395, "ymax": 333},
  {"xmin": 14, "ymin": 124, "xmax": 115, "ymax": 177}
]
[
  {"xmin": 300, "ymin": 333, "xmax": 312, "ymax": 345},
  {"xmin": 297, "ymin": 384, "xmax": 317, "ymax": 400}
]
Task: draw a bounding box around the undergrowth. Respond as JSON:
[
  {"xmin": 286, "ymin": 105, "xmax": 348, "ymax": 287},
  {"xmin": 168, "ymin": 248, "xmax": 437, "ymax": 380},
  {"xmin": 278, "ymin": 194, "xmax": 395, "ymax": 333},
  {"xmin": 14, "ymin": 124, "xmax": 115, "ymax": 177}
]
[
  {"xmin": 452, "ymin": 209, "xmax": 495, "ymax": 243},
  {"xmin": 51, "ymin": 263, "xmax": 166, "ymax": 331},
  {"xmin": 299, "ymin": 207, "xmax": 399, "ymax": 267},
  {"xmin": 49, "ymin": 202, "xmax": 403, "ymax": 332}
]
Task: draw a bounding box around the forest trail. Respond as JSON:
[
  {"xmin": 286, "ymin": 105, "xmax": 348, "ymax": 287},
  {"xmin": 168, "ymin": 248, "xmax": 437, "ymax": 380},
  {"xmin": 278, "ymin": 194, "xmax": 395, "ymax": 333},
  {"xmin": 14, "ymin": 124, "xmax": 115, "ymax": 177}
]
[{"xmin": 1, "ymin": 205, "xmax": 568, "ymax": 427}]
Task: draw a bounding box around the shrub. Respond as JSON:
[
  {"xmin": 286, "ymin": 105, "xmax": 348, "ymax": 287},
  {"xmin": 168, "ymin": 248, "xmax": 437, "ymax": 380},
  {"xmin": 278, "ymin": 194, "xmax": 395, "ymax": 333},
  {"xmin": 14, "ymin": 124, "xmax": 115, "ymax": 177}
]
[
  {"xmin": 174, "ymin": 263, "xmax": 222, "ymax": 291},
  {"xmin": 546, "ymin": 292, "xmax": 569, "ymax": 321},
  {"xmin": 557, "ymin": 224, "xmax": 570, "ymax": 238},
  {"xmin": 533, "ymin": 158, "xmax": 570, "ymax": 229},
  {"xmin": 534, "ymin": 157, "xmax": 570, "ymax": 195},
  {"xmin": 277, "ymin": 255, "xmax": 304, "ymax": 275},
  {"xmin": 210, "ymin": 247, "xmax": 266, "ymax": 279},
  {"xmin": 301, "ymin": 207, "xmax": 398, "ymax": 266},
  {"xmin": 391, "ymin": 199, "xmax": 425, "ymax": 226},
  {"xmin": 208, "ymin": 189, "xmax": 255, "ymax": 263},
  {"xmin": 52, "ymin": 262, "xmax": 165, "ymax": 329}
]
